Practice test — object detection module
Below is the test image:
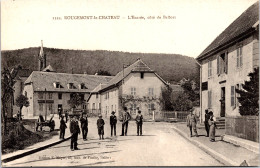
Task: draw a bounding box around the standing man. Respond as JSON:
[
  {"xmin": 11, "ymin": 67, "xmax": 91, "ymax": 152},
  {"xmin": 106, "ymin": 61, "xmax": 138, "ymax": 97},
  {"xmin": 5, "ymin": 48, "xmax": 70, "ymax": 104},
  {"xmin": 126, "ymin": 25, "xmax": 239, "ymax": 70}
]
[
  {"xmin": 135, "ymin": 110, "xmax": 143, "ymax": 136},
  {"xmin": 80, "ymin": 113, "xmax": 88, "ymax": 141},
  {"xmin": 97, "ymin": 114, "xmax": 105, "ymax": 140},
  {"xmin": 186, "ymin": 108, "xmax": 198, "ymax": 137},
  {"xmin": 110, "ymin": 111, "xmax": 117, "ymax": 136},
  {"xmin": 120, "ymin": 107, "xmax": 131, "ymax": 136},
  {"xmin": 60, "ymin": 116, "xmax": 67, "ymax": 139},
  {"xmin": 70, "ymin": 116, "xmax": 80, "ymax": 151},
  {"xmin": 204, "ymin": 109, "xmax": 210, "ymax": 137}
]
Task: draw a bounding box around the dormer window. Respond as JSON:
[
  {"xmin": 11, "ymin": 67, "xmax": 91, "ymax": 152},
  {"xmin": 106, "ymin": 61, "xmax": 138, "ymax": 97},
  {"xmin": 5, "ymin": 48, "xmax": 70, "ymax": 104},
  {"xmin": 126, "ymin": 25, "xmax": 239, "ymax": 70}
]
[
  {"xmin": 54, "ymin": 82, "xmax": 63, "ymax": 88},
  {"xmin": 80, "ymin": 83, "xmax": 88, "ymax": 89},
  {"xmin": 68, "ymin": 83, "xmax": 76, "ymax": 89}
]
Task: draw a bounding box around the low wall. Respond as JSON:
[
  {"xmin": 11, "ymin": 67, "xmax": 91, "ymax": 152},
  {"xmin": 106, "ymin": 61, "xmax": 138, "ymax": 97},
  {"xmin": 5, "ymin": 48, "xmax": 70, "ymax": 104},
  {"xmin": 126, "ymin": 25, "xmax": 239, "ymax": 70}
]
[
  {"xmin": 225, "ymin": 116, "xmax": 259, "ymax": 142},
  {"xmin": 161, "ymin": 111, "xmax": 190, "ymax": 122}
]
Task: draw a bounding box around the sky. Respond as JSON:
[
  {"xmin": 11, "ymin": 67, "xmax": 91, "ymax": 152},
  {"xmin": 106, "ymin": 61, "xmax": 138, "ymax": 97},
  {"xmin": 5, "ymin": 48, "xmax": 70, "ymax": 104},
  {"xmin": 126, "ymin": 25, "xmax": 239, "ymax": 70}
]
[{"xmin": 1, "ymin": 0, "xmax": 258, "ymax": 58}]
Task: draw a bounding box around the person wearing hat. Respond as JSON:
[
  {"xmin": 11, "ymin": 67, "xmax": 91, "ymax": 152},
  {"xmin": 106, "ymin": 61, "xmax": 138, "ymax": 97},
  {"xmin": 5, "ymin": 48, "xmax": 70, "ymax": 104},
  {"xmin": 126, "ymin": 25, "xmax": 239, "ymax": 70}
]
[
  {"xmin": 110, "ymin": 111, "xmax": 117, "ymax": 136},
  {"xmin": 135, "ymin": 110, "xmax": 143, "ymax": 136},
  {"xmin": 204, "ymin": 109, "xmax": 210, "ymax": 137},
  {"xmin": 80, "ymin": 113, "xmax": 88, "ymax": 141},
  {"xmin": 70, "ymin": 116, "xmax": 80, "ymax": 151},
  {"xmin": 186, "ymin": 107, "xmax": 198, "ymax": 137},
  {"xmin": 60, "ymin": 115, "xmax": 67, "ymax": 139},
  {"xmin": 97, "ymin": 114, "xmax": 105, "ymax": 140},
  {"xmin": 120, "ymin": 107, "xmax": 131, "ymax": 136}
]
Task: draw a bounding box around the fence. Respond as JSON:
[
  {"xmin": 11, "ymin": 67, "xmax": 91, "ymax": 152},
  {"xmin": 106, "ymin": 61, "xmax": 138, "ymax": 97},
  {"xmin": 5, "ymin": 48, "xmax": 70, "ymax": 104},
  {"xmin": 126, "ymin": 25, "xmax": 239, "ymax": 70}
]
[
  {"xmin": 225, "ymin": 116, "xmax": 259, "ymax": 142},
  {"xmin": 162, "ymin": 111, "xmax": 190, "ymax": 122}
]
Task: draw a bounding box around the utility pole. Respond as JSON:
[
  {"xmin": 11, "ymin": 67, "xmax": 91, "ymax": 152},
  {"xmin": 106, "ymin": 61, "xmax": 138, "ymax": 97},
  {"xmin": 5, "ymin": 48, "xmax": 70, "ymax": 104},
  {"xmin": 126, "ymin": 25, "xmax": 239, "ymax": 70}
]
[{"xmin": 45, "ymin": 88, "xmax": 47, "ymax": 121}]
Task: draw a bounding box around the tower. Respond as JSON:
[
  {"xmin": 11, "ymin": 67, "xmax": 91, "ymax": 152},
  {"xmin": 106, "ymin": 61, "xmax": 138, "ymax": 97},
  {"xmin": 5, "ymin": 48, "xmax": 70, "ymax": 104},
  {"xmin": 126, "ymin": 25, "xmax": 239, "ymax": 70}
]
[{"xmin": 38, "ymin": 40, "xmax": 46, "ymax": 71}]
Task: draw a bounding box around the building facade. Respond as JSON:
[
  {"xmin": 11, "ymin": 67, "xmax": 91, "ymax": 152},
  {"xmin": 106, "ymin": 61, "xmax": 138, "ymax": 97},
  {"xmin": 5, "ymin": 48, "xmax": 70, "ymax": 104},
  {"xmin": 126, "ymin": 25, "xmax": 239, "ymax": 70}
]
[
  {"xmin": 22, "ymin": 70, "xmax": 113, "ymax": 119},
  {"xmin": 196, "ymin": 2, "xmax": 259, "ymax": 121},
  {"xmin": 88, "ymin": 58, "xmax": 168, "ymax": 120}
]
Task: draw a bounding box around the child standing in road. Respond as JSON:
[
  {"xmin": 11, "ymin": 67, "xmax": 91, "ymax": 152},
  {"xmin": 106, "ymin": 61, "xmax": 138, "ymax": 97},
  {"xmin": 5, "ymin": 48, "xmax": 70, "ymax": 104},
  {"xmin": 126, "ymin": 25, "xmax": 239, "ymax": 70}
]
[{"xmin": 97, "ymin": 114, "xmax": 105, "ymax": 140}]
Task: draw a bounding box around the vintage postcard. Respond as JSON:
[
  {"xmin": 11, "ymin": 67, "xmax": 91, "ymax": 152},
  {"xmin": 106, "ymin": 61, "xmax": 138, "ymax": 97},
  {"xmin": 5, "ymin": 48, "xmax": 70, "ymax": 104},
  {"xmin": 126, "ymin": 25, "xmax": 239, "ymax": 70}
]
[{"xmin": 1, "ymin": 0, "xmax": 259, "ymax": 167}]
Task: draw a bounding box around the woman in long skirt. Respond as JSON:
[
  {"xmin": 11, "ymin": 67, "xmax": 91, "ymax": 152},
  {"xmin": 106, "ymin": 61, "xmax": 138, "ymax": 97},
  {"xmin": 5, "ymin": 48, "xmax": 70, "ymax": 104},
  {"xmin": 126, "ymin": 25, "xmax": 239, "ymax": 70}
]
[{"xmin": 208, "ymin": 111, "xmax": 216, "ymax": 142}]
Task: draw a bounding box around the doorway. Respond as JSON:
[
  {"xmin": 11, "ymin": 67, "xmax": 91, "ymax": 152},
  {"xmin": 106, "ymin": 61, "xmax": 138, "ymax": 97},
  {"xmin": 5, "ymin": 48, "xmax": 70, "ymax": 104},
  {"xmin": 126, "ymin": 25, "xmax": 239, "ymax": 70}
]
[{"xmin": 220, "ymin": 87, "xmax": 225, "ymax": 117}]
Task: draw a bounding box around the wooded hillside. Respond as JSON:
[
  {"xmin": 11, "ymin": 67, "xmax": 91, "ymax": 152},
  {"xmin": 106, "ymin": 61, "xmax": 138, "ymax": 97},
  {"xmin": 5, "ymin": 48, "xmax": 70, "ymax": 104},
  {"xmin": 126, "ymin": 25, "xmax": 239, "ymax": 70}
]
[{"xmin": 1, "ymin": 47, "xmax": 199, "ymax": 83}]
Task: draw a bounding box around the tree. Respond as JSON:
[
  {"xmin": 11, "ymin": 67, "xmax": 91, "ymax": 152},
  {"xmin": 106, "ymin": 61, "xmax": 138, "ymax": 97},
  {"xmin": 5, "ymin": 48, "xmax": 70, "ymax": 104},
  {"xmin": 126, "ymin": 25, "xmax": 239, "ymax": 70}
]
[
  {"xmin": 1, "ymin": 65, "xmax": 22, "ymax": 135},
  {"xmin": 15, "ymin": 94, "xmax": 30, "ymax": 120},
  {"xmin": 68, "ymin": 93, "xmax": 85, "ymax": 109},
  {"xmin": 172, "ymin": 93, "xmax": 193, "ymax": 111},
  {"xmin": 96, "ymin": 70, "xmax": 112, "ymax": 76},
  {"xmin": 236, "ymin": 67, "xmax": 259, "ymax": 116},
  {"xmin": 160, "ymin": 86, "xmax": 174, "ymax": 111}
]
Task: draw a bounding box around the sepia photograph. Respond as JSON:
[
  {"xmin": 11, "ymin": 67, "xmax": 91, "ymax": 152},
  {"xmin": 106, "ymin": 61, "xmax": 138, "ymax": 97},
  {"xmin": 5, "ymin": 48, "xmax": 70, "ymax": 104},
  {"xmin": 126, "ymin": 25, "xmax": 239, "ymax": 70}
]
[{"xmin": 1, "ymin": 0, "xmax": 259, "ymax": 167}]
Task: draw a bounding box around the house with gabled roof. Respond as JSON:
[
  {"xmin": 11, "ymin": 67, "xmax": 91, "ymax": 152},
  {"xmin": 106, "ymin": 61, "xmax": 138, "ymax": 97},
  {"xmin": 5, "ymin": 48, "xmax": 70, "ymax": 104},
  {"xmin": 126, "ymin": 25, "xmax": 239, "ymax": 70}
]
[
  {"xmin": 196, "ymin": 2, "xmax": 259, "ymax": 121},
  {"xmin": 87, "ymin": 58, "xmax": 168, "ymax": 120},
  {"xmin": 22, "ymin": 71, "xmax": 113, "ymax": 118}
]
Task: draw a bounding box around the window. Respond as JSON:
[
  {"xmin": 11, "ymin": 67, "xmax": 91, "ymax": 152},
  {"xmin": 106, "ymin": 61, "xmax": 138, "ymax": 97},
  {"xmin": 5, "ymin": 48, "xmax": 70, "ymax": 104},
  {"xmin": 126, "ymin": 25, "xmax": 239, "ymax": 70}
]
[
  {"xmin": 48, "ymin": 103, "xmax": 53, "ymax": 111},
  {"xmin": 217, "ymin": 52, "xmax": 228, "ymax": 74},
  {"xmin": 111, "ymin": 105, "xmax": 113, "ymax": 111},
  {"xmin": 130, "ymin": 104, "xmax": 136, "ymax": 114},
  {"xmin": 55, "ymin": 82, "xmax": 63, "ymax": 88},
  {"xmin": 235, "ymin": 84, "xmax": 242, "ymax": 107},
  {"xmin": 58, "ymin": 93, "xmax": 62, "ymax": 100},
  {"xmin": 208, "ymin": 60, "xmax": 212, "ymax": 77},
  {"xmin": 131, "ymin": 87, "xmax": 136, "ymax": 95},
  {"xmin": 231, "ymin": 86, "xmax": 235, "ymax": 107},
  {"xmin": 80, "ymin": 83, "xmax": 87, "ymax": 89},
  {"xmin": 140, "ymin": 72, "xmax": 144, "ymax": 79},
  {"xmin": 148, "ymin": 103, "xmax": 155, "ymax": 114},
  {"xmin": 39, "ymin": 103, "xmax": 43, "ymax": 111},
  {"xmin": 148, "ymin": 88, "xmax": 154, "ymax": 96},
  {"xmin": 68, "ymin": 83, "xmax": 76, "ymax": 89},
  {"xmin": 38, "ymin": 92, "xmax": 44, "ymax": 99},
  {"xmin": 48, "ymin": 93, "xmax": 52, "ymax": 99},
  {"xmin": 237, "ymin": 47, "xmax": 243, "ymax": 68},
  {"xmin": 96, "ymin": 94, "xmax": 99, "ymax": 99},
  {"xmin": 208, "ymin": 90, "xmax": 212, "ymax": 108},
  {"xmin": 92, "ymin": 103, "xmax": 96, "ymax": 110},
  {"xmin": 99, "ymin": 103, "xmax": 101, "ymax": 109}
]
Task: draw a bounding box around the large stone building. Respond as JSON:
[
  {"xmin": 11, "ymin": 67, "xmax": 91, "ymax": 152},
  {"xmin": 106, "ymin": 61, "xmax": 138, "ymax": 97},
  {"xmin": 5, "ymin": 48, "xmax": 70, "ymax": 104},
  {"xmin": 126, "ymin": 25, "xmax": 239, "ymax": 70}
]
[
  {"xmin": 196, "ymin": 2, "xmax": 259, "ymax": 121},
  {"xmin": 87, "ymin": 58, "xmax": 168, "ymax": 120},
  {"xmin": 22, "ymin": 69, "xmax": 113, "ymax": 118}
]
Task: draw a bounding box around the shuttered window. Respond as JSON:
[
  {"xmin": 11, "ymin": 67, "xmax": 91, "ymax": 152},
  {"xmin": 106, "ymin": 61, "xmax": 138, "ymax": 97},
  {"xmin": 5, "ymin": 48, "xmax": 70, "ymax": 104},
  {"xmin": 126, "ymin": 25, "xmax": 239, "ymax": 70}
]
[
  {"xmin": 217, "ymin": 52, "xmax": 228, "ymax": 75},
  {"xmin": 231, "ymin": 86, "xmax": 235, "ymax": 107},
  {"xmin": 208, "ymin": 90, "xmax": 212, "ymax": 108},
  {"xmin": 131, "ymin": 87, "xmax": 136, "ymax": 95},
  {"xmin": 208, "ymin": 61, "xmax": 212, "ymax": 77},
  {"xmin": 237, "ymin": 47, "xmax": 243, "ymax": 68}
]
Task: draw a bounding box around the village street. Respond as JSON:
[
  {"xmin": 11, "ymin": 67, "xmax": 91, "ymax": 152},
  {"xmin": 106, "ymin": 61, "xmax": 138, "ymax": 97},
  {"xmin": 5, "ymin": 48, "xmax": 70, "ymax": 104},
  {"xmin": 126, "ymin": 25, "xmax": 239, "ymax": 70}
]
[{"xmin": 3, "ymin": 118, "xmax": 223, "ymax": 167}]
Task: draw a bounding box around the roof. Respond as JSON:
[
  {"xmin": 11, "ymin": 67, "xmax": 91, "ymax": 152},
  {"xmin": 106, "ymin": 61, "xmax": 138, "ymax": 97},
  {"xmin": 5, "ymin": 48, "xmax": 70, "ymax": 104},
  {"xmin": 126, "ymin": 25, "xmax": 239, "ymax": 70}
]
[
  {"xmin": 42, "ymin": 65, "xmax": 55, "ymax": 72},
  {"xmin": 24, "ymin": 71, "xmax": 114, "ymax": 93},
  {"xmin": 197, "ymin": 2, "xmax": 259, "ymax": 60},
  {"xmin": 98, "ymin": 58, "xmax": 167, "ymax": 92}
]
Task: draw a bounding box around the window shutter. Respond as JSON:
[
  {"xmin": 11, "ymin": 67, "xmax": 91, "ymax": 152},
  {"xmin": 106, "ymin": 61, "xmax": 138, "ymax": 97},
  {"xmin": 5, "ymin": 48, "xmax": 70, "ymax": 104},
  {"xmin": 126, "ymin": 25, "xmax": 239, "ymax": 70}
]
[
  {"xmin": 225, "ymin": 52, "xmax": 228, "ymax": 74},
  {"xmin": 237, "ymin": 49, "xmax": 239, "ymax": 68},
  {"xmin": 217, "ymin": 56, "xmax": 220, "ymax": 74},
  {"xmin": 240, "ymin": 47, "xmax": 243, "ymax": 67},
  {"xmin": 208, "ymin": 91, "xmax": 211, "ymax": 108},
  {"xmin": 231, "ymin": 86, "xmax": 234, "ymax": 106}
]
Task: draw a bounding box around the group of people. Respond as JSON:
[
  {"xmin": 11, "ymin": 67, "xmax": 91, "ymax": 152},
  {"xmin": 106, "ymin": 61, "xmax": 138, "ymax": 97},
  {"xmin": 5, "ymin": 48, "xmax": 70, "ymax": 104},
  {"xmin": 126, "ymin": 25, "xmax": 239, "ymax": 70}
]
[
  {"xmin": 186, "ymin": 108, "xmax": 216, "ymax": 142},
  {"xmin": 59, "ymin": 106, "xmax": 144, "ymax": 151}
]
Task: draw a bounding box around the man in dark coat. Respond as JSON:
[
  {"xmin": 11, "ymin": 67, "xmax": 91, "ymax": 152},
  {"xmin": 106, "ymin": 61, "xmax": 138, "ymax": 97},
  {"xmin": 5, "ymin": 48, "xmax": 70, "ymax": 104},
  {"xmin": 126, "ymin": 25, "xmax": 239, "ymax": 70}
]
[
  {"xmin": 60, "ymin": 116, "xmax": 67, "ymax": 139},
  {"xmin": 120, "ymin": 107, "xmax": 131, "ymax": 136},
  {"xmin": 70, "ymin": 116, "xmax": 80, "ymax": 151},
  {"xmin": 110, "ymin": 111, "xmax": 117, "ymax": 136},
  {"xmin": 204, "ymin": 109, "xmax": 210, "ymax": 137},
  {"xmin": 135, "ymin": 110, "xmax": 143, "ymax": 136},
  {"xmin": 80, "ymin": 114, "xmax": 88, "ymax": 141},
  {"xmin": 97, "ymin": 114, "xmax": 105, "ymax": 140},
  {"xmin": 186, "ymin": 108, "xmax": 198, "ymax": 137}
]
